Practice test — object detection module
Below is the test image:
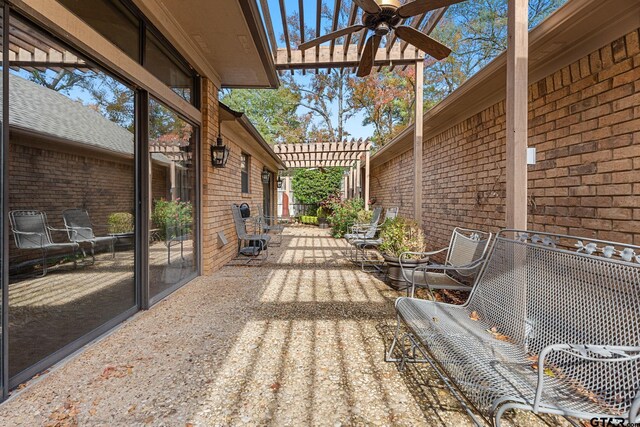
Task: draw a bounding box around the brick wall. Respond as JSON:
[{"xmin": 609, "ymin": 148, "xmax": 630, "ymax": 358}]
[
  {"xmin": 8, "ymin": 135, "xmax": 141, "ymax": 262},
  {"xmin": 371, "ymin": 28, "xmax": 640, "ymax": 250},
  {"xmin": 201, "ymin": 78, "xmax": 270, "ymax": 274},
  {"xmin": 370, "ymin": 148, "xmax": 414, "ymax": 218}
]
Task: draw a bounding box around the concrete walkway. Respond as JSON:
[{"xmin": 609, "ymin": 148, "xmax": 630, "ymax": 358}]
[{"xmin": 0, "ymin": 226, "xmax": 562, "ymax": 426}]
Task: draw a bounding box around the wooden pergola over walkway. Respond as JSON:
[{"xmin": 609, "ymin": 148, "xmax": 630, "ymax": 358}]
[
  {"xmin": 274, "ymin": 140, "xmax": 372, "ymax": 209},
  {"xmin": 259, "ymin": 0, "xmax": 529, "ymax": 227}
]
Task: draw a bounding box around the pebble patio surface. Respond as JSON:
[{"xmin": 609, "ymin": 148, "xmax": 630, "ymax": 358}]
[{"xmin": 0, "ymin": 226, "xmax": 564, "ymax": 426}]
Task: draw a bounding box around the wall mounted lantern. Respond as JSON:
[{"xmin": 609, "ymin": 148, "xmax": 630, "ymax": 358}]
[
  {"xmin": 261, "ymin": 168, "xmax": 271, "ymax": 184},
  {"xmin": 277, "ymin": 176, "xmax": 283, "ymax": 189},
  {"xmin": 211, "ymin": 135, "xmax": 230, "ymax": 168}
]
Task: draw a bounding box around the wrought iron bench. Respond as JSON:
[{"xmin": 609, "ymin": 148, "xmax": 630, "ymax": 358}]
[{"xmin": 386, "ymin": 229, "xmax": 640, "ymax": 426}]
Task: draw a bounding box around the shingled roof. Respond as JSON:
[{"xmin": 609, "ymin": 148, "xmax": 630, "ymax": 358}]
[{"xmin": 2, "ymin": 74, "xmax": 136, "ymax": 157}]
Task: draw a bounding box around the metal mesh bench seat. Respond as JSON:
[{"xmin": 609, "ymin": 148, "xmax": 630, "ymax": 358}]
[{"xmin": 387, "ymin": 229, "xmax": 640, "ymax": 426}]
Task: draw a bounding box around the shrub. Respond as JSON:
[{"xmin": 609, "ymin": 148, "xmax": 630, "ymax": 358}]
[
  {"xmin": 291, "ymin": 168, "xmax": 344, "ymax": 205},
  {"xmin": 328, "ymin": 198, "xmax": 364, "ymax": 238},
  {"xmin": 378, "ymin": 217, "xmax": 426, "ymax": 258},
  {"xmin": 356, "ymin": 209, "xmax": 373, "ymax": 224},
  {"xmin": 152, "ymin": 198, "xmax": 193, "ymax": 239},
  {"xmin": 300, "ymin": 215, "xmax": 318, "ymax": 225},
  {"xmin": 107, "ymin": 212, "xmax": 134, "ymax": 234}
]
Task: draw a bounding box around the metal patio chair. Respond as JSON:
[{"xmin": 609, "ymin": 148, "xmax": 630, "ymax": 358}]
[
  {"xmin": 400, "ymin": 227, "xmax": 492, "ymax": 298},
  {"xmin": 257, "ymin": 205, "xmax": 284, "ymax": 246},
  {"xmin": 63, "ymin": 208, "xmax": 116, "ymax": 263},
  {"xmin": 344, "ymin": 206, "xmax": 383, "ymax": 242},
  {"xmin": 9, "ymin": 210, "xmax": 80, "ymax": 277},
  {"xmin": 231, "ymin": 204, "xmax": 270, "ymax": 263}
]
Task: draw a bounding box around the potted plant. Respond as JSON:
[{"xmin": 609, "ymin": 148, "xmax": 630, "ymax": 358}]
[
  {"xmin": 379, "ymin": 217, "xmax": 428, "ymax": 290},
  {"xmin": 317, "ymin": 206, "xmax": 329, "ymax": 228}
]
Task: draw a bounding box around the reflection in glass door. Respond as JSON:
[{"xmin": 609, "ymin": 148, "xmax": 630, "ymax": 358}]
[
  {"xmin": 6, "ymin": 14, "xmax": 137, "ymax": 384},
  {"xmin": 148, "ymin": 99, "xmax": 197, "ymax": 302}
]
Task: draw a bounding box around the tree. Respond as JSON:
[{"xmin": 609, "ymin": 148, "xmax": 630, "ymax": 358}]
[
  {"xmin": 291, "ymin": 167, "xmax": 344, "ymax": 206},
  {"xmin": 349, "ymin": 68, "xmax": 417, "ymax": 148},
  {"xmin": 221, "ymin": 86, "xmax": 307, "ymax": 144},
  {"xmin": 425, "ymin": 0, "xmax": 567, "ymax": 103}
]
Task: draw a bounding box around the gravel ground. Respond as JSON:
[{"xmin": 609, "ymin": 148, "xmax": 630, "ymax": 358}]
[{"xmin": 0, "ymin": 226, "xmax": 565, "ymax": 426}]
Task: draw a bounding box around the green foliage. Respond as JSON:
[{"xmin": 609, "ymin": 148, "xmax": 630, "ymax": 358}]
[
  {"xmin": 221, "ymin": 86, "xmax": 307, "ymax": 144},
  {"xmin": 379, "ymin": 217, "xmax": 426, "ymax": 258},
  {"xmin": 291, "ymin": 167, "xmax": 344, "ymax": 206},
  {"xmin": 107, "ymin": 212, "xmax": 134, "ymax": 234},
  {"xmin": 300, "ymin": 216, "xmax": 318, "ymax": 225},
  {"xmin": 356, "ymin": 209, "xmax": 373, "ymax": 224},
  {"xmin": 328, "ymin": 198, "xmax": 364, "ymax": 238},
  {"xmin": 151, "ymin": 199, "xmax": 193, "ymax": 239}
]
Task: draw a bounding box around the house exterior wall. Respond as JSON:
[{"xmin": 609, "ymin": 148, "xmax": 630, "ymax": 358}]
[
  {"xmin": 370, "ymin": 148, "xmax": 414, "ymax": 219},
  {"xmin": 201, "ymin": 78, "xmax": 277, "ymax": 275},
  {"xmin": 370, "ymin": 28, "xmax": 640, "ymax": 250}
]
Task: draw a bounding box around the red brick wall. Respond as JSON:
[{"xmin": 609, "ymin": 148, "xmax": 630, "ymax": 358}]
[{"xmin": 371, "ymin": 28, "xmax": 640, "ymax": 250}]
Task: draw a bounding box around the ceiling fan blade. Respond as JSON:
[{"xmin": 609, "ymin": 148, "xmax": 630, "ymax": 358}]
[
  {"xmin": 298, "ymin": 25, "xmax": 365, "ymax": 50},
  {"xmin": 394, "ymin": 26, "xmax": 451, "ymax": 60},
  {"xmin": 356, "ymin": 35, "xmax": 382, "ymax": 77},
  {"xmin": 397, "ymin": 0, "xmax": 466, "ymax": 18},
  {"xmin": 353, "ymin": 0, "xmax": 382, "ymax": 14}
]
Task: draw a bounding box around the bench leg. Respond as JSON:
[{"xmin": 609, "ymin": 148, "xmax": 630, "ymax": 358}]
[{"xmin": 385, "ymin": 315, "xmax": 403, "ymax": 363}]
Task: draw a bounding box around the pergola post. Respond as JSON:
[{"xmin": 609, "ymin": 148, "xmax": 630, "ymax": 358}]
[
  {"xmin": 364, "ymin": 150, "xmax": 370, "ymax": 210},
  {"xmin": 414, "ymin": 59, "xmax": 424, "ymax": 226},
  {"xmin": 506, "ymin": 0, "xmax": 529, "ymax": 229}
]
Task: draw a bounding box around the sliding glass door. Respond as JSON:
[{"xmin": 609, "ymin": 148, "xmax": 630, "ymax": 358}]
[
  {"xmin": 6, "ymin": 14, "xmax": 137, "ymax": 385},
  {"xmin": 148, "ymin": 99, "xmax": 197, "ymax": 303}
]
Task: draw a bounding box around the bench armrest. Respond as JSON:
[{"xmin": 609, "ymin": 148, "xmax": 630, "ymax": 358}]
[{"xmin": 535, "ymin": 344, "xmax": 640, "ymax": 416}]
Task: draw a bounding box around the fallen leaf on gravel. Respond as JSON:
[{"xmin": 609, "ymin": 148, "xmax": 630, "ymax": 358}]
[
  {"xmin": 144, "ymin": 416, "xmax": 155, "ymax": 424},
  {"xmin": 469, "ymin": 311, "xmax": 480, "ymax": 321},
  {"xmin": 89, "ymin": 409, "xmax": 97, "ymax": 416},
  {"xmin": 270, "ymin": 382, "xmax": 281, "ymax": 392},
  {"xmin": 101, "ymin": 364, "xmax": 133, "ymax": 380},
  {"xmin": 128, "ymin": 404, "xmax": 137, "ymax": 413}
]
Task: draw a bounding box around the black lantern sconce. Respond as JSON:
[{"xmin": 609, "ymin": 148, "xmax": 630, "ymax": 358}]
[
  {"xmin": 211, "ymin": 134, "xmax": 230, "ymax": 168},
  {"xmin": 277, "ymin": 176, "xmax": 283, "ymax": 189},
  {"xmin": 261, "ymin": 168, "xmax": 271, "ymax": 184}
]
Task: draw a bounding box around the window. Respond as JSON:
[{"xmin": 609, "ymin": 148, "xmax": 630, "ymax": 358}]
[
  {"xmin": 145, "ymin": 29, "xmax": 194, "ymax": 103},
  {"xmin": 241, "ymin": 153, "xmax": 250, "ymax": 193},
  {"xmin": 59, "ymin": 0, "xmax": 197, "ymax": 105},
  {"xmin": 149, "ymin": 98, "xmax": 197, "ymax": 302},
  {"xmin": 57, "ymin": 0, "xmax": 140, "ymax": 62}
]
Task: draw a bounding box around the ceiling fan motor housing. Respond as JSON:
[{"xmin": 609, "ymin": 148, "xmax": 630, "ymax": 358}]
[{"xmin": 363, "ymin": 0, "xmax": 402, "ymax": 29}]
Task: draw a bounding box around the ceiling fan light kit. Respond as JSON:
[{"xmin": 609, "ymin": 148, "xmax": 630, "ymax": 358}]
[{"xmin": 298, "ymin": 0, "xmax": 464, "ymax": 77}]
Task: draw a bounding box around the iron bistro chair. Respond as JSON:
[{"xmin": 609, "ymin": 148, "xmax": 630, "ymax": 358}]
[{"xmin": 400, "ymin": 227, "xmax": 493, "ymax": 299}]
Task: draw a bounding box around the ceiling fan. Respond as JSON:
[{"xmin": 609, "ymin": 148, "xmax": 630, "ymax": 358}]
[{"xmin": 298, "ymin": 0, "xmax": 464, "ymax": 77}]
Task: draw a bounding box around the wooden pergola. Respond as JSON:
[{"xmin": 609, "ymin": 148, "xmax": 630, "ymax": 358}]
[
  {"xmin": 258, "ymin": 0, "xmax": 529, "ymax": 227},
  {"xmin": 274, "ymin": 139, "xmax": 372, "ymax": 207}
]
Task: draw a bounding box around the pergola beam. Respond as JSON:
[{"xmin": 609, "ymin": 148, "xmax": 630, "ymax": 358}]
[
  {"xmin": 275, "ymin": 45, "xmax": 424, "ymax": 70},
  {"xmin": 506, "ymin": 0, "xmax": 529, "ymax": 229},
  {"xmin": 259, "ymin": 0, "xmax": 278, "ymax": 57}
]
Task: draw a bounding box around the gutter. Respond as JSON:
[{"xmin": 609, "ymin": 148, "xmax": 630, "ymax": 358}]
[{"xmin": 219, "ymin": 102, "xmax": 286, "ymax": 170}]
